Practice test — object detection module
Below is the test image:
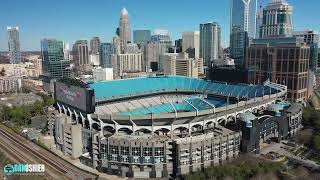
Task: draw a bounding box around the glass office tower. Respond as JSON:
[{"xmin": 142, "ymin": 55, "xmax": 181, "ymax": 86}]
[
  {"xmin": 100, "ymin": 43, "xmax": 114, "ymax": 68},
  {"xmin": 41, "ymin": 39, "xmax": 71, "ymax": 79},
  {"xmin": 230, "ymin": 0, "xmax": 257, "ymax": 67},
  {"xmin": 133, "ymin": 30, "xmax": 151, "ymax": 45},
  {"xmin": 230, "ymin": 0, "xmax": 257, "ymax": 38}
]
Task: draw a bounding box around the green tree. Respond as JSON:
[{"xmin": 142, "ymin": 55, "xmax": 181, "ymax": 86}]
[{"xmin": 313, "ymin": 135, "xmax": 320, "ymax": 151}]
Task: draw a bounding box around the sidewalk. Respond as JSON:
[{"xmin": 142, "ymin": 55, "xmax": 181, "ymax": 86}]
[{"xmin": 41, "ymin": 136, "xmax": 126, "ymax": 180}]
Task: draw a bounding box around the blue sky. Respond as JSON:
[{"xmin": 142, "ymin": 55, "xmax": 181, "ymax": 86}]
[{"xmin": 0, "ymin": 0, "xmax": 319, "ymax": 51}]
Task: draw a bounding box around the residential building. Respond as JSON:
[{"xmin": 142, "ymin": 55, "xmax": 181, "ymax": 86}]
[
  {"xmin": 133, "ymin": 30, "xmax": 151, "ymax": 44},
  {"xmin": 200, "ymin": 22, "xmax": 221, "ymax": 65},
  {"xmin": 7, "ymin": 26, "xmax": 21, "ymax": 64},
  {"xmin": 72, "ymin": 40, "xmax": 90, "ymax": 74},
  {"xmin": 41, "ymin": 39, "xmax": 71, "ymax": 79},
  {"xmin": 0, "ymin": 77, "xmax": 21, "ymax": 93},
  {"xmin": 182, "ymin": 31, "xmax": 200, "ymax": 58},
  {"xmin": 90, "ymin": 37, "xmax": 101, "ymax": 54},
  {"xmin": 112, "ymin": 53, "xmax": 144, "ymax": 78}
]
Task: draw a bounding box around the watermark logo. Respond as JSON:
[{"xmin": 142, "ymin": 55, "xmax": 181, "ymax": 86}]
[{"xmin": 3, "ymin": 164, "xmax": 45, "ymax": 176}]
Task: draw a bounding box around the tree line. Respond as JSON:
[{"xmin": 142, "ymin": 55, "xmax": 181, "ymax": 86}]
[{"xmin": 0, "ymin": 93, "xmax": 54, "ymax": 126}]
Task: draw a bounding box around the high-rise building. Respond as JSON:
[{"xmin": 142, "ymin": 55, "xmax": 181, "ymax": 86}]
[
  {"xmin": 112, "ymin": 53, "xmax": 144, "ymax": 78},
  {"xmin": 230, "ymin": 0, "xmax": 257, "ymax": 67},
  {"xmin": 90, "ymin": 37, "xmax": 101, "ymax": 54},
  {"xmin": 41, "ymin": 39, "xmax": 71, "ymax": 79},
  {"xmin": 145, "ymin": 42, "xmax": 168, "ymax": 71},
  {"xmin": 230, "ymin": 26, "xmax": 249, "ymax": 67},
  {"xmin": 119, "ymin": 7, "xmax": 131, "ymax": 53},
  {"xmin": 100, "ymin": 43, "xmax": 114, "ymax": 68},
  {"xmin": 162, "ymin": 52, "xmax": 203, "ymax": 78},
  {"xmin": 63, "ymin": 42, "xmax": 70, "ymax": 61},
  {"xmin": 259, "ymin": 0, "xmax": 293, "ymax": 38},
  {"xmin": 246, "ymin": 37, "xmax": 309, "ymax": 102},
  {"xmin": 200, "ymin": 22, "xmax": 221, "ymax": 65},
  {"xmin": 293, "ymin": 30, "xmax": 319, "ymax": 71},
  {"xmin": 293, "ymin": 30, "xmax": 319, "ymax": 45},
  {"xmin": 133, "ymin": 30, "xmax": 151, "ymax": 44},
  {"xmin": 230, "ymin": 0, "xmax": 257, "ymax": 38},
  {"xmin": 255, "ymin": 5, "xmax": 264, "ymax": 38},
  {"xmin": 7, "ymin": 26, "xmax": 21, "ymax": 64},
  {"xmin": 174, "ymin": 39, "xmax": 183, "ymax": 53},
  {"xmin": 72, "ymin": 40, "xmax": 90, "ymax": 73},
  {"xmin": 151, "ymin": 29, "xmax": 172, "ymax": 48},
  {"xmin": 182, "ymin": 31, "xmax": 200, "ymax": 58}
]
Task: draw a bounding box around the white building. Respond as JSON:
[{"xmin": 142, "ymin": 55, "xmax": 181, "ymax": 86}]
[
  {"xmin": 292, "ymin": 30, "xmax": 319, "ymax": 45},
  {"xmin": 112, "ymin": 53, "xmax": 144, "ymax": 78},
  {"xmin": 63, "ymin": 42, "xmax": 70, "ymax": 60},
  {"xmin": 212, "ymin": 57, "xmax": 235, "ymax": 66},
  {"xmin": 92, "ymin": 67, "xmax": 113, "ymax": 82},
  {"xmin": 0, "ymin": 77, "xmax": 21, "ymax": 93},
  {"xmin": 90, "ymin": 54, "xmax": 100, "ymax": 66}
]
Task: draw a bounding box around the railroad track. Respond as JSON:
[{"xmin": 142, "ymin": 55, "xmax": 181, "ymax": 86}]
[
  {"xmin": 0, "ymin": 129, "xmax": 68, "ymax": 179},
  {"xmin": 0, "ymin": 127, "xmax": 98, "ymax": 180}
]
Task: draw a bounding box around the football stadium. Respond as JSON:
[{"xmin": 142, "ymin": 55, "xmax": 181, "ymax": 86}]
[{"xmin": 48, "ymin": 75, "xmax": 302, "ymax": 178}]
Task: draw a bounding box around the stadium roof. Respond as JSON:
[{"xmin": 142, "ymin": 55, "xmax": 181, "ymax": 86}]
[{"xmin": 88, "ymin": 76, "xmax": 279, "ymax": 102}]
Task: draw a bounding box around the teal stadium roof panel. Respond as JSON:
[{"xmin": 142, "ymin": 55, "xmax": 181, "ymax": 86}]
[{"xmin": 88, "ymin": 76, "xmax": 278, "ymax": 101}]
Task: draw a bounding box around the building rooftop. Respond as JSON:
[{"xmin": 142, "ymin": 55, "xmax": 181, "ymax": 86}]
[{"xmin": 252, "ymin": 37, "xmax": 305, "ymax": 46}]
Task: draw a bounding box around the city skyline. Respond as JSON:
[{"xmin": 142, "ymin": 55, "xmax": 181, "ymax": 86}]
[{"xmin": 0, "ymin": 0, "xmax": 319, "ymax": 51}]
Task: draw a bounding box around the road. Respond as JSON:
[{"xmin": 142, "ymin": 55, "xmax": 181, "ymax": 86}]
[{"xmin": 0, "ymin": 126, "xmax": 98, "ymax": 180}]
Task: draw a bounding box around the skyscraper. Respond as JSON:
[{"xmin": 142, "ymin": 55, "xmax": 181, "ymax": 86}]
[
  {"xmin": 133, "ymin": 30, "xmax": 151, "ymax": 44},
  {"xmin": 7, "ymin": 26, "xmax": 21, "ymax": 64},
  {"xmin": 230, "ymin": 0, "xmax": 257, "ymax": 38},
  {"xmin": 72, "ymin": 40, "xmax": 90, "ymax": 74},
  {"xmin": 200, "ymin": 22, "xmax": 221, "ymax": 65},
  {"xmin": 230, "ymin": 0, "xmax": 257, "ymax": 67},
  {"xmin": 230, "ymin": 26, "xmax": 249, "ymax": 67},
  {"xmin": 260, "ymin": 0, "xmax": 293, "ymax": 38},
  {"xmin": 255, "ymin": 5, "xmax": 263, "ymax": 39},
  {"xmin": 182, "ymin": 31, "xmax": 200, "ymax": 58},
  {"xmin": 90, "ymin": 37, "xmax": 101, "ymax": 54},
  {"xmin": 41, "ymin": 39, "xmax": 71, "ymax": 79},
  {"xmin": 119, "ymin": 7, "xmax": 131, "ymax": 53}
]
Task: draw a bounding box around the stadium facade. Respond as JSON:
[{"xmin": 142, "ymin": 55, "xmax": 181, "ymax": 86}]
[{"xmin": 48, "ymin": 76, "xmax": 302, "ymax": 179}]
